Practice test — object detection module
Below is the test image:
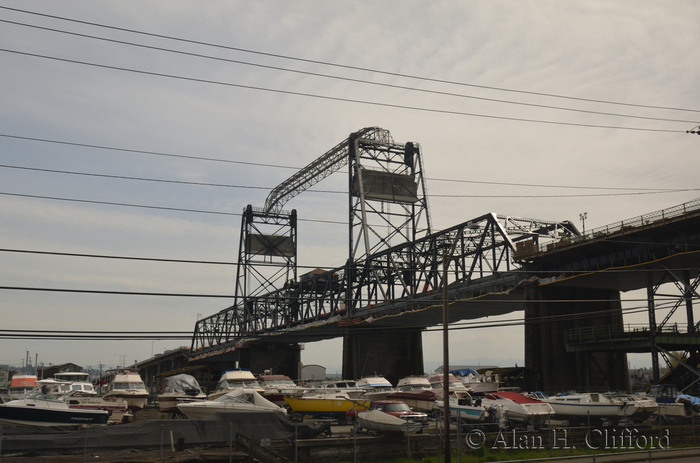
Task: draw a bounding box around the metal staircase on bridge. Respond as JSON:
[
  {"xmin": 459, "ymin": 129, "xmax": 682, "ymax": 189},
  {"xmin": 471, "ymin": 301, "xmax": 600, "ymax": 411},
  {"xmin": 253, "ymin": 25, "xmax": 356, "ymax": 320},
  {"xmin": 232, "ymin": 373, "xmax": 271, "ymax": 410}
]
[{"xmin": 190, "ymin": 127, "xmax": 578, "ymax": 357}]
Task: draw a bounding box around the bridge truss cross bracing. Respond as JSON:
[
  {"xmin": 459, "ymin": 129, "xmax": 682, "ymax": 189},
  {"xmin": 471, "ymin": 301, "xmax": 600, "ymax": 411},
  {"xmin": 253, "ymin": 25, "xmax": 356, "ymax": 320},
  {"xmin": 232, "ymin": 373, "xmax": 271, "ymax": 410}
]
[{"xmin": 191, "ymin": 129, "xmax": 578, "ymax": 357}]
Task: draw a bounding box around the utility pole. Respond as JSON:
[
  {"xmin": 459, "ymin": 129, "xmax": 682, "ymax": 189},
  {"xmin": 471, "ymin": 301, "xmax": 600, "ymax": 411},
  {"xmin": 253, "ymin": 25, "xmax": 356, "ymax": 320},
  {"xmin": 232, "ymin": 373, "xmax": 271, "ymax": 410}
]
[
  {"xmin": 579, "ymin": 212, "xmax": 587, "ymax": 235},
  {"xmin": 442, "ymin": 249, "xmax": 451, "ymax": 463}
]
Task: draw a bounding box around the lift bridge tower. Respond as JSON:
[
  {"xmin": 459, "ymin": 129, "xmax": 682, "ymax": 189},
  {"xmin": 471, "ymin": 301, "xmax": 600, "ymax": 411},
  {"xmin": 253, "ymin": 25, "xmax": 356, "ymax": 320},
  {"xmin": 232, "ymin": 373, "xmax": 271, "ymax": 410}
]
[{"xmin": 192, "ymin": 128, "xmax": 431, "ymax": 374}]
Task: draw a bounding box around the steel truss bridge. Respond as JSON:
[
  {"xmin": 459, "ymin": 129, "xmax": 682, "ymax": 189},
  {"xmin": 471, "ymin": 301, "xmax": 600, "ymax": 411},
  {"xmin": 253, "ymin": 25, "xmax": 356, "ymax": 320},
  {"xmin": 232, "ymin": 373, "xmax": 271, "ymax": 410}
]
[
  {"xmin": 189, "ymin": 127, "xmax": 700, "ymax": 389},
  {"xmin": 190, "ymin": 127, "xmax": 580, "ymax": 356}
]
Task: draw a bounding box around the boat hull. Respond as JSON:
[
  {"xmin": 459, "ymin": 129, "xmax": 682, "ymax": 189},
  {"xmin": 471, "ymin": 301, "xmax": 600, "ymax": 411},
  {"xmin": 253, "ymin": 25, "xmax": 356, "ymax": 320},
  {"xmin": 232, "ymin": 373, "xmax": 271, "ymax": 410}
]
[
  {"xmin": 0, "ymin": 404, "xmax": 109, "ymax": 427},
  {"xmin": 388, "ymin": 391, "xmax": 438, "ymax": 413},
  {"xmin": 284, "ymin": 396, "xmax": 369, "ymax": 420},
  {"xmin": 177, "ymin": 404, "xmax": 285, "ymax": 420},
  {"xmin": 158, "ymin": 394, "xmax": 206, "ymax": 413},
  {"xmin": 103, "ymin": 393, "xmax": 148, "ymax": 411},
  {"xmin": 547, "ymin": 401, "xmax": 635, "ymax": 419},
  {"xmin": 436, "ymin": 400, "xmax": 486, "ymax": 422},
  {"xmin": 357, "ymin": 410, "xmax": 423, "ymax": 434}
]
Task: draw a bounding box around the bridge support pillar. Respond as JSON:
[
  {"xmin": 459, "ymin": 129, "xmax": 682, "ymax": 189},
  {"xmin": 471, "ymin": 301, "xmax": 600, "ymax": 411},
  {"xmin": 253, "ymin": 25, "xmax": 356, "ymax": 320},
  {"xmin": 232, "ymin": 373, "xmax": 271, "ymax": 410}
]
[
  {"xmin": 525, "ymin": 284, "xmax": 629, "ymax": 392},
  {"xmin": 198, "ymin": 342, "xmax": 303, "ymax": 381},
  {"xmin": 342, "ymin": 328, "xmax": 424, "ymax": 385}
]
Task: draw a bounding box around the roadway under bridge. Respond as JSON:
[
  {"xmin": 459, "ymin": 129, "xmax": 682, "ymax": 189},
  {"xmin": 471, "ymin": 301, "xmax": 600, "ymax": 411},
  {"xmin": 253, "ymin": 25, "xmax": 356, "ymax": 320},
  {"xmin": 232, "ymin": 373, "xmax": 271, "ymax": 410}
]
[{"xmin": 186, "ymin": 127, "xmax": 700, "ymax": 393}]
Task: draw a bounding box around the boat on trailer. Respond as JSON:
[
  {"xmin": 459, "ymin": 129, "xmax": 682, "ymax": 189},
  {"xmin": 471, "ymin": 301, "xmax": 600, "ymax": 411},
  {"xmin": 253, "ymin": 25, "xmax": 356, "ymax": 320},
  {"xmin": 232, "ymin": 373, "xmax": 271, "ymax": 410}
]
[{"xmin": 284, "ymin": 392, "xmax": 369, "ymax": 424}]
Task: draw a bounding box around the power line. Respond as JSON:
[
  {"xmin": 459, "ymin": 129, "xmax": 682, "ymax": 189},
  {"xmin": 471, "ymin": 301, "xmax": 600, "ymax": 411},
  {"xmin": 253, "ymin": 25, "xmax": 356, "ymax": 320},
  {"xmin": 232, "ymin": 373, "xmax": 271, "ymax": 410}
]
[
  {"xmin": 0, "ymin": 134, "xmax": 297, "ymax": 170},
  {"xmin": 2, "ymin": 5, "xmax": 699, "ymax": 115},
  {"xmin": 2, "ymin": 247, "xmax": 698, "ymax": 272},
  {"xmin": 0, "ymin": 302, "xmax": 672, "ymax": 341},
  {"xmin": 0, "ymin": 48, "xmax": 684, "ymax": 134},
  {"xmin": 1, "ymin": 18, "xmax": 696, "ymax": 125},
  {"xmin": 4, "ymin": 163, "xmax": 696, "ymax": 197},
  {"xmin": 0, "ymin": 285, "xmax": 233, "ymax": 298},
  {"xmin": 2, "ymin": 162, "xmax": 692, "ymax": 194}
]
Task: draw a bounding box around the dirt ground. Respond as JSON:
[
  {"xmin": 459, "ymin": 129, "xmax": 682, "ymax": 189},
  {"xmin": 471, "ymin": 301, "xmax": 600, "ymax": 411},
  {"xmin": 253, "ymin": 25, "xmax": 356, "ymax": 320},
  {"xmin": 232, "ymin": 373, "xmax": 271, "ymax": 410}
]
[{"xmin": 1, "ymin": 448, "xmax": 254, "ymax": 463}]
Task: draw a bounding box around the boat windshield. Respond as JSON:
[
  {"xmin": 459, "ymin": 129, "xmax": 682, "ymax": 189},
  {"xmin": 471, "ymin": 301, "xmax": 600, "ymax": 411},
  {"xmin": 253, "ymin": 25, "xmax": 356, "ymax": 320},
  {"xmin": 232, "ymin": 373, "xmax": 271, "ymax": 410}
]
[
  {"xmin": 383, "ymin": 403, "xmax": 411, "ymax": 412},
  {"xmin": 214, "ymin": 392, "xmax": 257, "ymax": 404},
  {"xmin": 113, "ymin": 382, "xmax": 146, "ymax": 390},
  {"xmin": 72, "ymin": 384, "xmax": 95, "ymax": 392},
  {"xmin": 218, "ymin": 380, "xmax": 260, "ymax": 389},
  {"xmin": 264, "ymin": 379, "xmax": 296, "ymax": 387},
  {"xmin": 21, "ymin": 390, "xmax": 64, "ymax": 402}
]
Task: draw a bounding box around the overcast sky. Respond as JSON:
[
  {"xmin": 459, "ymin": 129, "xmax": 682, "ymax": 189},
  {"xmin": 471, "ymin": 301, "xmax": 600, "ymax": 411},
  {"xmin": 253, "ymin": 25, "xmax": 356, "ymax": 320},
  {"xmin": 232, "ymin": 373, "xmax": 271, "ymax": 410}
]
[{"xmin": 1, "ymin": 1, "xmax": 698, "ymax": 376}]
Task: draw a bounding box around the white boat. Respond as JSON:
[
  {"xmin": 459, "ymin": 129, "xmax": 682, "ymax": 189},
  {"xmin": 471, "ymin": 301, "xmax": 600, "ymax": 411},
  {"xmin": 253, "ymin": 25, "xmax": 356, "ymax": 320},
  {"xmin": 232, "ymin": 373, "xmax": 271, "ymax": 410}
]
[
  {"xmin": 428, "ymin": 374, "xmax": 471, "ymax": 400},
  {"xmin": 65, "ymin": 392, "xmax": 129, "ymax": 424},
  {"xmin": 482, "ymin": 391, "xmax": 554, "ymax": 428},
  {"xmin": 356, "ymin": 409, "xmax": 423, "ymax": 434},
  {"xmin": 544, "ymin": 392, "xmax": 636, "ymax": 426},
  {"xmin": 177, "ymin": 388, "xmax": 286, "ymax": 420},
  {"xmin": 316, "ymin": 380, "xmax": 365, "ymax": 399},
  {"xmin": 0, "ymin": 388, "xmax": 109, "ymax": 427},
  {"xmin": 257, "ymin": 374, "xmax": 306, "ymax": 406},
  {"xmin": 157, "ymin": 374, "xmax": 206, "ymax": 413},
  {"xmin": 436, "ymin": 397, "xmax": 488, "ymax": 422},
  {"xmin": 36, "ymin": 379, "xmax": 128, "ymax": 423},
  {"xmin": 388, "ymin": 376, "xmax": 438, "ymax": 413},
  {"xmin": 450, "ymin": 368, "xmax": 500, "ymax": 394},
  {"xmin": 396, "ymin": 376, "xmax": 432, "ymax": 392},
  {"xmin": 208, "ymin": 368, "xmax": 264, "ymax": 400},
  {"xmin": 103, "ymin": 370, "xmax": 149, "ymax": 411},
  {"xmin": 53, "ymin": 372, "xmax": 97, "ymax": 396},
  {"xmin": 604, "ymin": 391, "xmax": 657, "ymax": 422},
  {"xmin": 357, "ymin": 376, "xmax": 395, "ymax": 401}
]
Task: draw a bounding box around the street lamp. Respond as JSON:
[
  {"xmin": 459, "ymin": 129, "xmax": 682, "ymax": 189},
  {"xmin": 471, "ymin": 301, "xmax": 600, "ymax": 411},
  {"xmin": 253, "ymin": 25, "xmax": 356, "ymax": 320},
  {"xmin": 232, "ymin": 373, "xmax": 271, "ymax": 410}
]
[
  {"xmin": 686, "ymin": 126, "xmax": 700, "ymax": 135},
  {"xmin": 579, "ymin": 212, "xmax": 587, "ymax": 235}
]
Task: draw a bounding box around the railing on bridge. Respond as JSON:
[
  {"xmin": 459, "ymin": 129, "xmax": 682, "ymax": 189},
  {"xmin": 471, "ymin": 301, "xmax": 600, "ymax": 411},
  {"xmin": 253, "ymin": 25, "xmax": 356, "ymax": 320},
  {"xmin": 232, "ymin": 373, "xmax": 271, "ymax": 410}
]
[
  {"xmin": 564, "ymin": 324, "xmax": 696, "ymax": 345},
  {"xmin": 516, "ymin": 197, "xmax": 700, "ymax": 258}
]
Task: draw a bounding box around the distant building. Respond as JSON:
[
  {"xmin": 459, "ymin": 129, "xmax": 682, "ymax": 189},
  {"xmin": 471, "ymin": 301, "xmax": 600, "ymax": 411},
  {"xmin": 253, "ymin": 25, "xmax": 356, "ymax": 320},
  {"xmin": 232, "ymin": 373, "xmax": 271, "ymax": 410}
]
[
  {"xmin": 0, "ymin": 367, "xmax": 9, "ymax": 391},
  {"xmin": 301, "ymin": 364, "xmax": 325, "ymax": 383},
  {"xmin": 40, "ymin": 363, "xmax": 83, "ymax": 379}
]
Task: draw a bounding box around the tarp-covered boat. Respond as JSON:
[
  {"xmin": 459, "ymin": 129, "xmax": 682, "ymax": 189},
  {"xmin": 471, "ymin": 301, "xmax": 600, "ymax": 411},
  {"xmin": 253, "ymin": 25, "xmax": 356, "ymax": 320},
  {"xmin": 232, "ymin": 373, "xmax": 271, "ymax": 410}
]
[{"xmin": 356, "ymin": 409, "xmax": 423, "ymax": 434}]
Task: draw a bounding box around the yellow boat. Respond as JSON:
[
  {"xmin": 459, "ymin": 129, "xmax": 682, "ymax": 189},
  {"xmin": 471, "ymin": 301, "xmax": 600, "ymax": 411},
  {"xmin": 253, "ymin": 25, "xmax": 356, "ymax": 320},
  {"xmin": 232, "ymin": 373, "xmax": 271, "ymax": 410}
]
[{"xmin": 284, "ymin": 393, "xmax": 369, "ymax": 422}]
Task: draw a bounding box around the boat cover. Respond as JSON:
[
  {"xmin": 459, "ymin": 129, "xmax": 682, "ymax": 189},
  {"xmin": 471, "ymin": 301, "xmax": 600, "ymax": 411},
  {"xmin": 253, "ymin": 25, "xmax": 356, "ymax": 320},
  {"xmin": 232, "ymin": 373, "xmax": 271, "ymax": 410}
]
[
  {"xmin": 486, "ymin": 391, "xmax": 543, "ymax": 404},
  {"xmin": 212, "ymin": 388, "xmax": 282, "ymax": 410},
  {"xmin": 0, "ymin": 412, "xmax": 329, "ymax": 456},
  {"xmin": 165, "ymin": 374, "xmax": 203, "ymax": 394},
  {"xmin": 387, "ymin": 390, "xmax": 437, "ymax": 402},
  {"xmin": 449, "ymin": 368, "xmax": 479, "ymax": 376}
]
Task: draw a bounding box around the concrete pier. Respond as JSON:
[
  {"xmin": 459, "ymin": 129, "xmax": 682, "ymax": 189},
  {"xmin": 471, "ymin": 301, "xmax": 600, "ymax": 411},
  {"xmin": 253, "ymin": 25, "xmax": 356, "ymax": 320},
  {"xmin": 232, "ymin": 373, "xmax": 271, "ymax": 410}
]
[
  {"xmin": 342, "ymin": 328, "xmax": 424, "ymax": 385},
  {"xmin": 525, "ymin": 283, "xmax": 629, "ymax": 392}
]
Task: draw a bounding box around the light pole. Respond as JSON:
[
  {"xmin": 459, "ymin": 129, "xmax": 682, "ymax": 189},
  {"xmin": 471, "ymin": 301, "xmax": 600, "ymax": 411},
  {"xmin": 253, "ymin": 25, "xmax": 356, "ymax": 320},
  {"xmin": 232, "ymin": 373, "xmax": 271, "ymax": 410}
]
[
  {"xmin": 686, "ymin": 125, "xmax": 700, "ymax": 135},
  {"xmin": 579, "ymin": 212, "xmax": 587, "ymax": 235}
]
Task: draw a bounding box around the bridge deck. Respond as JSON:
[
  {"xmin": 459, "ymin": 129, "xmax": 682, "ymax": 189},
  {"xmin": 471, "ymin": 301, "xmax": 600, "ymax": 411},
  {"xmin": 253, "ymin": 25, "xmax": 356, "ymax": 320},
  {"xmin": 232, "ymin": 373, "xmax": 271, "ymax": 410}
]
[{"xmin": 564, "ymin": 325, "xmax": 700, "ymax": 353}]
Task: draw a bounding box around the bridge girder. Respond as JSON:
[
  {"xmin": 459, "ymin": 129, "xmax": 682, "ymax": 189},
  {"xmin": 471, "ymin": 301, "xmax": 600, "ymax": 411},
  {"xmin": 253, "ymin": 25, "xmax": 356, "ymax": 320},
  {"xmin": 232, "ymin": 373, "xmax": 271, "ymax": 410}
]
[{"xmin": 190, "ymin": 212, "xmax": 574, "ymax": 354}]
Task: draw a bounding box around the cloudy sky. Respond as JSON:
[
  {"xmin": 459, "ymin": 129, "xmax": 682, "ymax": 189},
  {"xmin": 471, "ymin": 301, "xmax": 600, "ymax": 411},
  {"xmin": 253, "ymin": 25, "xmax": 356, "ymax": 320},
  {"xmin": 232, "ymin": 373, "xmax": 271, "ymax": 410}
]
[{"xmin": 1, "ymin": 1, "xmax": 699, "ymax": 376}]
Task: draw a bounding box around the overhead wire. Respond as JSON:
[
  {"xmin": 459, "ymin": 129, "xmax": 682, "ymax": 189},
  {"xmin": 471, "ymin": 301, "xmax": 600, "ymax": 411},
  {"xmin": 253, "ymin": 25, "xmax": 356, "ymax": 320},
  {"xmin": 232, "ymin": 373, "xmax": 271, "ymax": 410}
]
[
  {"xmin": 0, "ymin": 47, "xmax": 685, "ymax": 134},
  {"xmin": 3, "ymin": 247, "xmax": 699, "ymax": 269},
  {"xmin": 0, "ymin": 12, "xmax": 695, "ymax": 366},
  {"xmin": 0, "ymin": 299, "xmax": 682, "ymax": 341},
  {"xmin": 1, "ymin": 162, "xmax": 694, "ymax": 195},
  {"xmin": 0, "ymin": 48, "xmax": 694, "ymax": 133},
  {"xmin": 1, "ymin": 5, "xmax": 699, "ymax": 114},
  {"xmin": 0, "ymin": 18, "xmax": 696, "ymax": 125}
]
